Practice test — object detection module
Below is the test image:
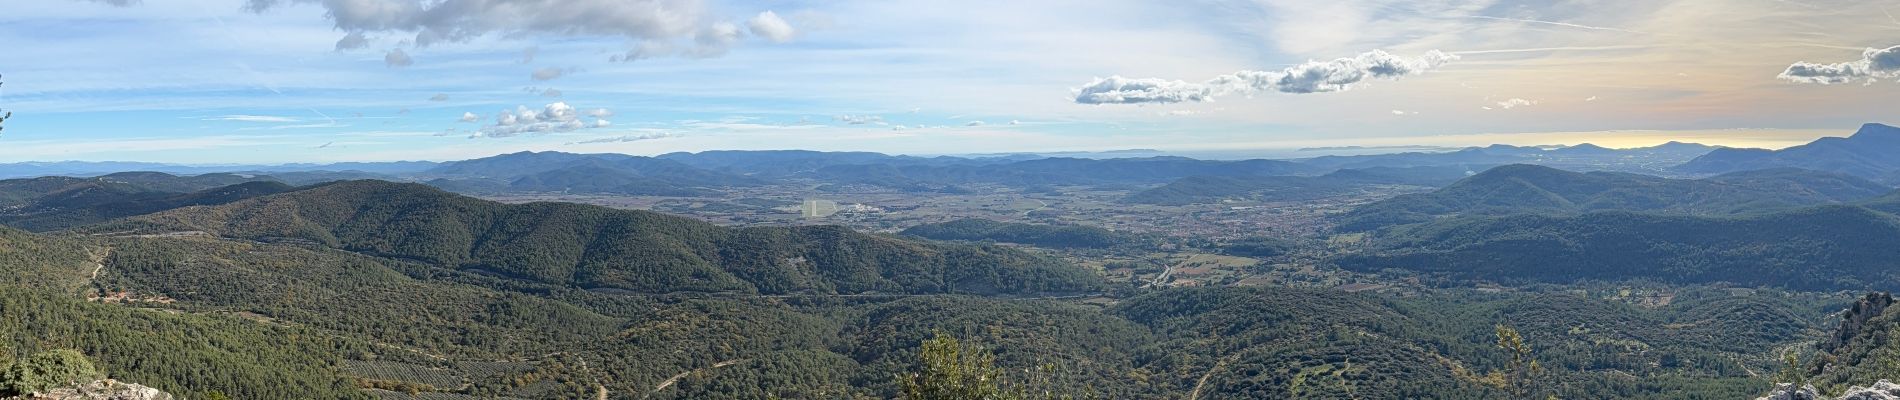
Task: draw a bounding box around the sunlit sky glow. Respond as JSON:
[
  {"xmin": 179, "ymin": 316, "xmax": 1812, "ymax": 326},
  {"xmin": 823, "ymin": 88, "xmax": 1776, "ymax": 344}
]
[{"xmin": 1, "ymin": 0, "xmax": 1897, "ymax": 163}]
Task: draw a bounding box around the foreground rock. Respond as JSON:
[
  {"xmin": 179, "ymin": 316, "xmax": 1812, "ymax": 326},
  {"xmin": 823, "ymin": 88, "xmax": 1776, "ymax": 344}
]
[
  {"xmin": 1760, "ymin": 380, "xmax": 1900, "ymax": 400},
  {"xmin": 2, "ymin": 380, "xmax": 172, "ymax": 400}
]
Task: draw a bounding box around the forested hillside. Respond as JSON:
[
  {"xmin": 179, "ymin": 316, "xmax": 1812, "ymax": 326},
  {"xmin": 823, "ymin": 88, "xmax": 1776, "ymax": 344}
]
[
  {"xmin": 1339, "ymin": 205, "xmax": 1900, "ymax": 290},
  {"xmin": 1335, "ymin": 164, "xmax": 1890, "ymax": 231},
  {"xmin": 84, "ymin": 180, "xmax": 1103, "ymax": 296}
]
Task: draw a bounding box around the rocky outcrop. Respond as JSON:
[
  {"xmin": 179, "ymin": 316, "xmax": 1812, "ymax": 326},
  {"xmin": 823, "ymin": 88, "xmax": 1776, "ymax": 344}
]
[
  {"xmin": 1760, "ymin": 383, "xmax": 1825, "ymax": 400},
  {"xmin": 1830, "ymin": 294, "xmax": 1897, "ymax": 353},
  {"xmin": 2, "ymin": 380, "xmax": 172, "ymax": 400},
  {"xmin": 1759, "ymin": 380, "xmax": 1900, "ymax": 400}
]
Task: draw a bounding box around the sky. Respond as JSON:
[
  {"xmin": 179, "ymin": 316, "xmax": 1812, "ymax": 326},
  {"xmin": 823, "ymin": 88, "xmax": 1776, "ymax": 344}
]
[{"xmin": 1, "ymin": 0, "xmax": 1898, "ymax": 164}]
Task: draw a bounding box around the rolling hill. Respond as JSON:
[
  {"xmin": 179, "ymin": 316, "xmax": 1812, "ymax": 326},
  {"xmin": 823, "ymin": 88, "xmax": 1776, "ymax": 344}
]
[
  {"xmin": 1335, "ymin": 164, "xmax": 1891, "ymax": 231},
  {"xmin": 423, "ymin": 151, "xmax": 763, "ymax": 195},
  {"xmin": 0, "ymin": 180, "xmax": 294, "ymax": 232},
  {"xmin": 1121, "ymin": 165, "xmax": 1476, "ymax": 205},
  {"xmin": 0, "ymin": 173, "xmax": 296, "ymax": 232},
  {"xmin": 1338, "ymin": 205, "xmax": 1900, "ymax": 290},
  {"xmin": 83, "ymin": 180, "xmax": 1104, "ymax": 295},
  {"xmin": 1678, "ymin": 123, "xmax": 1900, "ymax": 183}
]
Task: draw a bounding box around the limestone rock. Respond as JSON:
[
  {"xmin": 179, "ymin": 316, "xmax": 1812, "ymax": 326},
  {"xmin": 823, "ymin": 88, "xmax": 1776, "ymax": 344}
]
[{"xmin": 3, "ymin": 380, "xmax": 173, "ymax": 400}]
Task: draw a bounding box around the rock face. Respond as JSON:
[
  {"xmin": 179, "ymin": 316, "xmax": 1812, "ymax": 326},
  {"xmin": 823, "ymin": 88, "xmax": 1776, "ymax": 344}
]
[
  {"xmin": 1759, "ymin": 380, "xmax": 1900, "ymax": 400},
  {"xmin": 1830, "ymin": 293, "xmax": 1897, "ymax": 353},
  {"xmin": 2, "ymin": 380, "xmax": 173, "ymax": 400}
]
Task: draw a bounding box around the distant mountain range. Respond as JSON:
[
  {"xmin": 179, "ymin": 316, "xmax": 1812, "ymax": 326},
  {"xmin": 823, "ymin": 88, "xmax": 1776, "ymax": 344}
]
[
  {"xmin": 1120, "ymin": 165, "xmax": 1479, "ymax": 205},
  {"xmin": 1335, "ymin": 164, "xmax": 1892, "ymax": 231},
  {"xmin": 1678, "ymin": 123, "xmax": 1900, "ymax": 183},
  {"xmin": 17, "ymin": 123, "xmax": 1900, "ymax": 202}
]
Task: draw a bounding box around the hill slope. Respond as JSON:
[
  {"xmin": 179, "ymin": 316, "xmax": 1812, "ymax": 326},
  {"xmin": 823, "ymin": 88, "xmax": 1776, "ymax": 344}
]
[
  {"xmin": 1335, "ymin": 164, "xmax": 1890, "ymax": 231},
  {"xmin": 1678, "ymin": 123, "xmax": 1900, "ymax": 182},
  {"xmin": 85, "ymin": 180, "xmax": 1103, "ymax": 295},
  {"xmin": 1338, "ymin": 205, "xmax": 1900, "ymax": 290}
]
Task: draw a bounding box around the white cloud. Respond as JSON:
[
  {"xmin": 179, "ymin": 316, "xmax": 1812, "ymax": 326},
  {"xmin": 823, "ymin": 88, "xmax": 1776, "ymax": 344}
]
[
  {"xmin": 965, "ymin": 120, "xmax": 985, "ymax": 126},
  {"xmin": 1779, "ymin": 45, "xmax": 1900, "ymax": 84},
  {"xmin": 687, "ymin": 22, "xmax": 744, "ymax": 58},
  {"xmin": 459, "ymin": 112, "xmax": 479, "ymax": 123},
  {"xmin": 1073, "ymin": 50, "xmax": 1456, "ymax": 104},
  {"xmin": 586, "ymin": 108, "xmax": 613, "ymax": 118},
  {"xmin": 472, "ymin": 102, "xmax": 611, "ymax": 138},
  {"xmin": 1073, "ymin": 76, "xmax": 1214, "ymax": 105},
  {"xmin": 531, "ymin": 67, "xmax": 572, "ymax": 81},
  {"xmin": 1009, "ymin": 120, "xmax": 1020, "ymax": 125},
  {"xmin": 566, "ymin": 132, "xmax": 676, "ymax": 145},
  {"xmin": 1585, "ymin": 96, "xmax": 1599, "ymax": 102},
  {"xmin": 429, "ymin": 93, "xmax": 449, "ymax": 101},
  {"xmin": 520, "ymin": 46, "xmax": 538, "ymax": 64},
  {"xmin": 835, "ymin": 114, "xmax": 882, "ymax": 125},
  {"xmin": 334, "ymin": 32, "xmax": 369, "ymax": 51},
  {"xmin": 384, "ymin": 49, "xmax": 413, "ymax": 68},
  {"xmin": 747, "ymin": 11, "xmax": 796, "ymax": 43},
  {"xmin": 242, "ymin": 0, "xmax": 791, "ymax": 61},
  {"xmin": 1494, "ymin": 98, "xmax": 1537, "ymax": 109},
  {"xmin": 541, "ymin": 88, "xmax": 563, "ymax": 97}
]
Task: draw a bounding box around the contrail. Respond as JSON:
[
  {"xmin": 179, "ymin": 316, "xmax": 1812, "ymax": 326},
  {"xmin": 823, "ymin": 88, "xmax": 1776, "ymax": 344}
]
[{"xmin": 1466, "ymin": 15, "xmax": 1647, "ymax": 34}]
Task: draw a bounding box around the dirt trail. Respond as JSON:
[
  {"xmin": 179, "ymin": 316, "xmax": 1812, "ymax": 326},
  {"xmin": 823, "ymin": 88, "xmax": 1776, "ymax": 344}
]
[
  {"xmin": 87, "ymin": 247, "xmax": 111, "ymax": 281},
  {"xmin": 646, "ymin": 359, "xmax": 748, "ymax": 399}
]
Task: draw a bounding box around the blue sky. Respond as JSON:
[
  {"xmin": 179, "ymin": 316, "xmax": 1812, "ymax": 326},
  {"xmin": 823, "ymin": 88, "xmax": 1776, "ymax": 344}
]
[{"xmin": 2, "ymin": 0, "xmax": 1898, "ymax": 163}]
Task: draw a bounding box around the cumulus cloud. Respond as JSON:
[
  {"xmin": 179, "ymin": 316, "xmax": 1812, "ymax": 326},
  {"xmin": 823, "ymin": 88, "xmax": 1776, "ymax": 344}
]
[
  {"xmin": 459, "ymin": 112, "xmax": 479, "ymax": 122},
  {"xmin": 243, "ymin": 0, "xmax": 796, "ymax": 62},
  {"xmin": 385, "ymin": 49, "xmax": 413, "ymax": 68},
  {"xmin": 1779, "ymin": 46, "xmax": 1900, "ymax": 84},
  {"xmin": 747, "ymin": 11, "xmax": 795, "ymax": 43},
  {"xmin": 335, "ymin": 32, "xmax": 369, "ymax": 51},
  {"xmin": 531, "ymin": 67, "xmax": 573, "ymax": 81},
  {"xmin": 429, "ymin": 93, "xmax": 449, "ymax": 101},
  {"xmin": 1073, "ymin": 50, "xmax": 1457, "ymax": 104},
  {"xmin": 566, "ymin": 132, "xmax": 676, "ymax": 145},
  {"xmin": 687, "ymin": 22, "xmax": 744, "ymax": 58},
  {"xmin": 1494, "ymin": 98, "xmax": 1536, "ymax": 109},
  {"xmin": 835, "ymin": 114, "xmax": 882, "ymax": 125},
  {"xmin": 471, "ymin": 102, "xmax": 611, "ymax": 138},
  {"xmin": 586, "ymin": 108, "xmax": 613, "ymax": 118}
]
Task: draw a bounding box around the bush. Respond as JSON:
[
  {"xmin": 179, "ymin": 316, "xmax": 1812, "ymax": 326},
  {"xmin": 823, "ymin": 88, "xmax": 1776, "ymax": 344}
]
[{"xmin": 0, "ymin": 349, "xmax": 104, "ymax": 395}]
